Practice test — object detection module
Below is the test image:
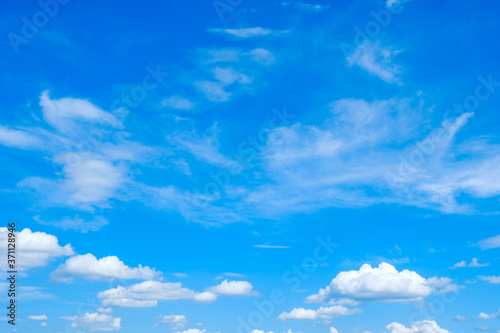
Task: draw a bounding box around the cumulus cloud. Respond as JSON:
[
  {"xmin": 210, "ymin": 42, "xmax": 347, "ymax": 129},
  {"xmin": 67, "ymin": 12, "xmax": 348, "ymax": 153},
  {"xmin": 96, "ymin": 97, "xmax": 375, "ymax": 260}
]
[
  {"xmin": 98, "ymin": 281, "xmax": 217, "ymax": 307},
  {"xmin": 63, "ymin": 312, "xmax": 121, "ymax": 331},
  {"xmin": 477, "ymin": 309, "xmax": 500, "ymax": 319},
  {"xmin": 386, "ymin": 320, "xmax": 449, "ymax": 333},
  {"xmin": 0, "ymin": 228, "xmax": 73, "ymax": 270},
  {"xmin": 306, "ymin": 262, "xmax": 458, "ymax": 302},
  {"xmin": 452, "ymin": 315, "xmax": 468, "ymax": 322},
  {"xmin": 158, "ymin": 314, "xmax": 188, "ymax": 330},
  {"xmin": 330, "ymin": 328, "xmax": 339, "ymax": 333},
  {"xmin": 207, "ymin": 280, "xmax": 257, "ymax": 296},
  {"xmin": 450, "ymin": 258, "xmax": 489, "ymax": 269},
  {"xmin": 50, "ymin": 253, "xmax": 161, "ymax": 282},
  {"xmin": 347, "ymin": 41, "xmax": 403, "ymax": 85},
  {"xmin": 278, "ymin": 305, "xmax": 362, "ymax": 321},
  {"xmin": 478, "ymin": 276, "xmax": 500, "ymax": 284},
  {"xmin": 28, "ymin": 315, "xmax": 48, "ymax": 320}
]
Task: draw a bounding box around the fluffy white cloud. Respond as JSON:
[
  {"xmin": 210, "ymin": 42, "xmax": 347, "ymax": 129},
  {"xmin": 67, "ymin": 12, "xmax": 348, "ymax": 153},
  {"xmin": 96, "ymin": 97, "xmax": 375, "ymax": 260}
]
[
  {"xmin": 28, "ymin": 315, "xmax": 48, "ymax": 320},
  {"xmin": 97, "ymin": 307, "xmax": 112, "ymax": 314},
  {"xmin": 207, "ymin": 280, "xmax": 257, "ymax": 296},
  {"xmin": 386, "ymin": 320, "xmax": 449, "ymax": 333},
  {"xmin": 330, "ymin": 328, "xmax": 339, "ymax": 333},
  {"xmin": 158, "ymin": 314, "xmax": 188, "ymax": 330},
  {"xmin": 0, "ymin": 125, "xmax": 42, "ymax": 149},
  {"xmin": 98, "ymin": 281, "xmax": 217, "ymax": 307},
  {"xmin": 63, "ymin": 312, "xmax": 121, "ymax": 331},
  {"xmin": 479, "ymin": 275, "xmax": 500, "ymax": 284},
  {"xmin": 477, "ymin": 309, "xmax": 500, "ymax": 319},
  {"xmin": 173, "ymin": 330, "xmax": 221, "ymax": 333},
  {"xmin": 251, "ymin": 330, "xmax": 274, "ymax": 333},
  {"xmin": 50, "ymin": 253, "xmax": 161, "ymax": 282},
  {"xmin": 0, "ymin": 228, "xmax": 73, "ymax": 270},
  {"xmin": 306, "ymin": 263, "xmax": 458, "ymax": 302},
  {"xmin": 278, "ymin": 305, "xmax": 362, "ymax": 321},
  {"xmin": 479, "ymin": 234, "xmax": 500, "ymax": 250},
  {"xmin": 450, "ymin": 258, "xmax": 489, "ymax": 269},
  {"xmin": 347, "ymin": 41, "xmax": 403, "ymax": 85}
]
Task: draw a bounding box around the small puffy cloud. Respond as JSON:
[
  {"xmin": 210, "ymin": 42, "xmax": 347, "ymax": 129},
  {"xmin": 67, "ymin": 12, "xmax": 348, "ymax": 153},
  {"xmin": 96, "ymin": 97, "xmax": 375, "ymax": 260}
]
[
  {"xmin": 478, "ymin": 276, "xmax": 500, "ymax": 284},
  {"xmin": 207, "ymin": 280, "xmax": 257, "ymax": 296},
  {"xmin": 158, "ymin": 314, "xmax": 188, "ymax": 330},
  {"xmin": 452, "ymin": 315, "xmax": 468, "ymax": 322},
  {"xmin": 40, "ymin": 322, "xmax": 47, "ymax": 327},
  {"xmin": 278, "ymin": 305, "xmax": 362, "ymax": 321},
  {"xmin": 475, "ymin": 327, "xmax": 491, "ymax": 332},
  {"xmin": 247, "ymin": 48, "xmax": 275, "ymax": 65},
  {"xmin": 479, "ymin": 234, "xmax": 500, "ymax": 250},
  {"xmin": 330, "ymin": 327, "xmax": 340, "ymax": 333},
  {"xmin": 306, "ymin": 262, "xmax": 458, "ymax": 302},
  {"xmin": 161, "ymin": 96, "xmax": 196, "ymax": 110},
  {"xmin": 0, "ymin": 228, "xmax": 73, "ymax": 270},
  {"xmin": 50, "ymin": 254, "xmax": 161, "ymax": 282},
  {"xmin": 97, "ymin": 308, "xmax": 112, "ymax": 314},
  {"xmin": 98, "ymin": 281, "xmax": 217, "ymax": 307},
  {"xmin": 208, "ymin": 27, "xmax": 284, "ymax": 38},
  {"xmin": 450, "ymin": 258, "xmax": 489, "ymax": 269},
  {"xmin": 63, "ymin": 312, "xmax": 121, "ymax": 331},
  {"xmin": 386, "ymin": 320, "xmax": 449, "ymax": 333},
  {"xmin": 250, "ymin": 330, "xmax": 274, "ymax": 333},
  {"xmin": 174, "ymin": 330, "xmax": 221, "ymax": 333},
  {"xmin": 477, "ymin": 309, "xmax": 500, "ymax": 319},
  {"xmin": 28, "ymin": 315, "xmax": 48, "ymax": 320},
  {"xmin": 347, "ymin": 41, "xmax": 403, "ymax": 85}
]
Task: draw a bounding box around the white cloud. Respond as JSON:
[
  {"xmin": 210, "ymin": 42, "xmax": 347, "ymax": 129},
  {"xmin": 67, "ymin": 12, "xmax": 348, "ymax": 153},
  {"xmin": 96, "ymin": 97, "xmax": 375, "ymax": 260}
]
[
  {"xmin": 40, "ymin": 91, "xmax": 122, "ymax": 134},
  {"xmin": 281, "ymin": 1, "xmax": 330, "ymax": 12},
  {"xmin": 253, "ymin": 244, "xmax": 291, "ymax": 249},
  {"xmin": 386, "ymin": 0, "xmax": 411, "ymax": 9},
  {"xmin": 450, "ymin": 258, "xmax": 489, "ymax": 269},
  {"xmin": 0, "ymin": 126, "xmax": 42, "ymax": 149},
  {"xmin": 347, "ymin": 41, "xmax": 403, "ymax": 85},
  {"xmin": 479, "ymin": 276, "xmax": 500, "ymax": 284},
  {"xmin": 174, "ymin": 330, "xmax": 221, "ymax": 333},
  {"xmin": 194, "ymin": 81, "xmax": 230, "ymax": 102},
  {"xmin": 452, "ymin": 315, "xmax": 467, "ymax": 322},
  {"xmin": 479, "ymin": 234, "xmax": 500, "ymax": 250},
  {"xmin": 158, "ymin": 314, "xmax": 188, "ymax": 330},
  {"xmin": 51, "ymin": 253, "xmax": 161, "ymax": 282},
  {"xmin": 207, "ymin": 279, "xmax": 257, "ymax": 296},
  {"xmin": 34, "ymin": 215, "xmax": 108, "ymax": 233},
  {"xmin": 97, "ymin": 308, "xmax": 112, "ymax": 314},
  {"xmin": 208, "ymin": 27, "xmax": 284, "ymax": 38},
  {"xmin": 306, "ymin": 262, "xmax": 458, "ymax": 302},
  {"xmin": 63, "ymin": 312, "xmax": 121, "ymax": 331},
  {"xmin": 98, "ymin": 281, "xmax": 217, "ymax": 307},
  {"xmin": 0, "ymin": 228, "xmax": 73, "ymax": 270},
  {"xmin": 477, "ymin": 309, "xmax": 500, "ymax": 319},
  {"xmin": 247, "ymin": 48, "xmax": 275, "ymax": 65},
  {"xmin": 28, "ymin": 315, "xmax": 48, "ymax": 320},
  {"xmin": 330, "ymin": 328, "xmax": 339, "ymax": 333},
  {"xmin": 40, "ymin": 322, "xmax": 47, "ymax": 327},
  {"xmin": 162, "ymin": 96, "xmax": 196, "ymax": 110},
  {"xmin": 278, "ymin": 305, "xmax": 362, "ymax": 320},
  {"xmin": 251, "ymin": 330, "xmax": 274, "ymax": 333},
  {"xmin": 386, "ymin": 320, "xmax": 449, "ymax": 333}
]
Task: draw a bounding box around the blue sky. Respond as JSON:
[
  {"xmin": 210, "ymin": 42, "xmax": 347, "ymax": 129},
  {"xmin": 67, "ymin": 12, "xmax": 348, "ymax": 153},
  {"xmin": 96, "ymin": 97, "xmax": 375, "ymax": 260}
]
[{"xmin": 0, "ymin": 0, "xmax": 500, "ymax": 332}]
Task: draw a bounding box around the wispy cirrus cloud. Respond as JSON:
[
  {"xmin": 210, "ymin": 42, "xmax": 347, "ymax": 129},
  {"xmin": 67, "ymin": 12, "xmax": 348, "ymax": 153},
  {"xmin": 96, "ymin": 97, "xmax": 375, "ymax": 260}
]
[
  {"xmin": 348, "ymin": 41, "xmax": 403, "ymax": 85},
  {"xmin": 208, "ymin": 27, "xmax": 288, "ymax": 38}
]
